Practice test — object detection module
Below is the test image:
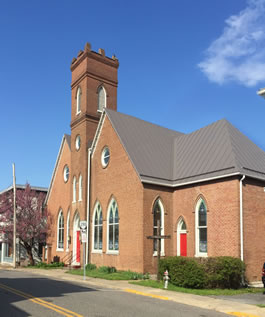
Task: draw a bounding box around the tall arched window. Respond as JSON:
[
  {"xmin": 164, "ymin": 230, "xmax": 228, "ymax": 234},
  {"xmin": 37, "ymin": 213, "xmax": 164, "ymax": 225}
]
[
  {"xmin": 153, "ymin": 199, "xmax": 165, "ymax": 255},
  {"xmin": 98, "ymin": 86, "xmax": 106, "ymax": 112},
  {"xmin": 57, "ymin": 210, "xmax": 64, "ymax": 250},
  {"xmin": 93, "ymin": 203, "xmax": 103, "ymax": 251},
  {"xmin": 73, "ymin": 176, "xmax": 76, "ymax": 203},
  {"xmin": 66, "ymin": 210, "xmax": 70, "ymax": 250},
  {"xmin": 195, "ymin": 198, "xmax": 207, "ymax": 256},
  {"xmin": 78, "ymin": 175, "xmax": 82, "ymax": 201},
  {"xmin": 107, "ymin": 199, "xmax": 119, "ymax": 252},
  {"xmin": 76, "ymin": 87, "xmax": 81, "ymax": 114}
]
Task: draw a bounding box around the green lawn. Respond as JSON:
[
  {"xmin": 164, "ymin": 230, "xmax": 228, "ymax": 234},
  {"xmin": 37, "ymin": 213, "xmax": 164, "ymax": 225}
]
[
  {"xmin": 130, "ymin": 280, "xmax": 264, "ymax": 296},
  {"xmin": 67, "ymin": 269, "xmax": 148, "ymax": 280}
]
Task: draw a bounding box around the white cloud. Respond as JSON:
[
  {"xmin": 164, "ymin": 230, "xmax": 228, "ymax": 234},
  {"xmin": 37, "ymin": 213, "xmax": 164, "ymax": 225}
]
[{"xmin": 198, "ymin": 0, "xmax": 265, "ymax": 87}]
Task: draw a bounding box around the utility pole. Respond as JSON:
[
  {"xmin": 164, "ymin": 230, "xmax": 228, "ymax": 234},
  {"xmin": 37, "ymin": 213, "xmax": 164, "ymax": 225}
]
[{"xmin": 12, "ymin": 163, "xmax": 16, "ymax": 269}]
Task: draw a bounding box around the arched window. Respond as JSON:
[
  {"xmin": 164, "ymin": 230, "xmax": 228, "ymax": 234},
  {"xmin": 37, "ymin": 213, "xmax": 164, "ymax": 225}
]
[
  {"xmin": 76, "ymin": 87, "xmax": 81, "ymax": 114},
  {"xmin": 153, "ymin": 199, "xmax": 165, "ymax": 255},
  {"xmin": 177, "ymin": 218, "xmax": 187, "ymax": 256},
  {"xmin": 93, "ymin": 203, "xmax": 103, "ymax": 251},
  {"xmin": 195, "ymin": 198, "xmax": 207, "ymax": 256},
  {"xmin": 98, "ymin": 86, "xmax": 106, "ymax": 112},
  {"xmin": 107, "ymin": 199, "xmax": 119, "ymax": 252},
  {"xmin": 78, "ymin": 175, "xmax": 82, "ymax": 201},
  {"xmin": 66, "ymin": 210, "xmax": 70, "ymax": 250},
  {"xmin": 57, "ymin": 210, "xmax": 64, "ymax": 250},
  {"xmin": 73, "ymin": 177, "xmax": 76, "ymax": 203}
]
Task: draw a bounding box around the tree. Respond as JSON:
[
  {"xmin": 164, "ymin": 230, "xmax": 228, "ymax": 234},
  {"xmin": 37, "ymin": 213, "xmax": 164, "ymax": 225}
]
[{"xmin": 0, "ymin": 184, "xmax": 47, "ymax": 265}]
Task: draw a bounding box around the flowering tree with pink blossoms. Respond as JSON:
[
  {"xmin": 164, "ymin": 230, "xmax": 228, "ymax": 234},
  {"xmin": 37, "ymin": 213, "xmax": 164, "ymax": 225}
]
[{"xmin": 0, "ymin": 184, "xmax": 47, "ymax": 265}]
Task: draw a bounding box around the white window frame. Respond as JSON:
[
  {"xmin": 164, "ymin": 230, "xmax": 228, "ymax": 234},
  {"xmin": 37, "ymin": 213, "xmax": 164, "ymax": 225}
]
[
  {"xmin": 153, "ymin": 199, "xmax": 165, "ymax": 256},
  {"xmin": 177, "ymin": 218, "xmax": 187, "ymax": 256},
  {"xmin": 63, "ymin": 165, "xmax": 69, "ymax": 183},
  {"xmin": 106, "ymin": 199, "xmax": 119, "ymax": 254},
  {"xmin": 66, "ymin": 210, "xmax": 70, "ymax": 251},
  {"xmin": 57, "ymin": 210, "xmax": 64, "ymax": 251},
  {"xmin": 195, "ymin": 198, "xmax": 208, "ymax": 257},
  {"xmin": 92, "ymin": 202, "xmax": 103, "ymax": 253},
  {"xmin": 76, "ymin": 87, "xmax": 81, "ymax": 114},
  {"xmin": 97, "ymin": 86, "xmax": 106, "ymax": 112},
  {"xmin": 78, "ymin": 174, "xmax": 82, "ymax": 201},
  {"xmin": 101, "ymin": 146, "xmax": 110, "ymax": 168},
  {"xmin": 73, "ymin": 176, "xmax": 76, "ymax": 203}
]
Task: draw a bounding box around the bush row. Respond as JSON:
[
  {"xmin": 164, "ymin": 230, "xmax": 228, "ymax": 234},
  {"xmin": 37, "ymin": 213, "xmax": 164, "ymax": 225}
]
[{"xmin": 159, "ymin": 256, "xmax": 245, "ymax": 289}]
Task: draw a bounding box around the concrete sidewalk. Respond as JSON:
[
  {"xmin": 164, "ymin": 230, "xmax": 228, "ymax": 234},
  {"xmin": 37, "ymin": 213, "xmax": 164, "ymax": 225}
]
[{"xmin": 1, "ymin": 266, "xmax": 265, "ymax": 317}]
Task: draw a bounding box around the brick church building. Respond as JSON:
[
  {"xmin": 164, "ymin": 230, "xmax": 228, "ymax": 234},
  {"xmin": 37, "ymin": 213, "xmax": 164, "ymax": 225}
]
[{"xmin": 45, "ymin": 43, "xmax": 265, "ymax": 283}]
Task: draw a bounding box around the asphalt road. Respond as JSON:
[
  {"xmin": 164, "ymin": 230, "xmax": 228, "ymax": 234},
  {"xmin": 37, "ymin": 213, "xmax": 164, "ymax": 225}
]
[{"xmin": 0, "ymin": 269, "xmax": 229, "ymax": 317}]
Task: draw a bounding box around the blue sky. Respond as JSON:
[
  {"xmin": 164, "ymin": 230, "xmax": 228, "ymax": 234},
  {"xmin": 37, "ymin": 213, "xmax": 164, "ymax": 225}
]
[{"xmin": 1, "ymin": 0, "xmax": 265, "ymax": 190}]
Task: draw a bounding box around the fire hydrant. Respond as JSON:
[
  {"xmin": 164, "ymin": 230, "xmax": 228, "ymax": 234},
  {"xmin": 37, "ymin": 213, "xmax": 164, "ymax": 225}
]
[{"xmin": 163, "ymin": 270, "xmax": 169, "ymax": 289}]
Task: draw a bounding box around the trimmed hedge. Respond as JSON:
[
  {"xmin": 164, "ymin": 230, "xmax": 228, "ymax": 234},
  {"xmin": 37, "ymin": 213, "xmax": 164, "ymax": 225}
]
[
  {"xmin": 159, "ymin": 256, "xmax": 206, "ymax": 289},
  {"xmin": 159, "ymin": 256, "xmax": 245, "ymax": 289}
]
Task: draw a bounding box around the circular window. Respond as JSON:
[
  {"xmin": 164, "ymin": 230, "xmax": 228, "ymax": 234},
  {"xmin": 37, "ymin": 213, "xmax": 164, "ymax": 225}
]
[
  {"xmin": 101, "ymin": 146, "xmax": 110, "ymax": 168},
  {"xmin": 75, "ymin": 135, "xmax": 81, "ymax": 151},
  {"xmin": 63, "ymin": 165, "xmax": 70, "ymax": 182}
]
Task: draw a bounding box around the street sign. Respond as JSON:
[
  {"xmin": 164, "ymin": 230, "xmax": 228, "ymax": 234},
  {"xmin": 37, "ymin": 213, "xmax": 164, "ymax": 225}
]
[
  {"xmin": 81, "ymin": 232, "xmax": 87, "ymax": 243},
  {"xmin": 80, "ymin": 221, "xmax": 87, "ymax": 230}
]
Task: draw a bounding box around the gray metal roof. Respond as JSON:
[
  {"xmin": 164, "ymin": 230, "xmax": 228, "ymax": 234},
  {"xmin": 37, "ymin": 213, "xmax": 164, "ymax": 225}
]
[{"xmin": 106, "ymin": 109, "xmax": 265, "ymax": 186}]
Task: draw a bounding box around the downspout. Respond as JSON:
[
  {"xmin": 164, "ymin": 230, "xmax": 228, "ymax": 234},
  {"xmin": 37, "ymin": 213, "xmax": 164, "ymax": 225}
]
[
  {"xmin": 239, "ymin": 175, "xmax": 245, "ymax": 262},
  {"xmin": 86, "ymin": 148, "xmax": 92, "ymax": 265}
]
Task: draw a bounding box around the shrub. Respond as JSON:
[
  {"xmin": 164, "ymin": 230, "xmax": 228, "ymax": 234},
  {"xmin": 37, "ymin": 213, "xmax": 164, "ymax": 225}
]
[
  {"xmin": 159, "ymin": 256, "xmax": 206, "ymax": 289},
  {"xmin": 85, "ymin": 263, "xmax": 97, "ymax": 271},
  {"xmin": 160, "ymin": 256, "xmax": 245, "ymax": 289},
  {"xmin": 203, "ymin": 257, "xmax": 245, "ymax": 289}
]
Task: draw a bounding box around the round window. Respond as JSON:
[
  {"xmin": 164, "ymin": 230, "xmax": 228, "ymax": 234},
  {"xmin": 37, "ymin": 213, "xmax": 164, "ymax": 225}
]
[
  {"xmin": 63, "ymin": 165, "xmax": 70, "ymax": 182},
  {"xmin": 75, "ymin": 135, "xmax": 81, "ymax": 151},
  {"xmin": 101, "ymin": 146, "xmax": 110, "ymax": 168}
]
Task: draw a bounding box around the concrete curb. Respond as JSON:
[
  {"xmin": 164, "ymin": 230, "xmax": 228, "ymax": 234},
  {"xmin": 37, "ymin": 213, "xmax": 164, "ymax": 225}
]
[{"xmin": 2, "ymin": 266, "xmax": 265, "ymax": 317}]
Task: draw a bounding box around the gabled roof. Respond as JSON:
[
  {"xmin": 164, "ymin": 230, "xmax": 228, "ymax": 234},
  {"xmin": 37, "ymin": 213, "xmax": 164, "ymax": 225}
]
[
  {"xmin": 104, "ymin": 109, "xmax": 265, "ymax": 186},
  {"xmin": 0, "ymin": 184, "xmax": 48, "ymax": 196},
  {"xmin": 44, "ymin": 134, "xmax": 71, "ymax": 205}
]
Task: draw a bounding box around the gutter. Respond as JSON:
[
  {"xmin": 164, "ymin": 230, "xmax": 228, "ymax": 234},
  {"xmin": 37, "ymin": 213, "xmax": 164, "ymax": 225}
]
[
  {"xmin": 86, "ymin": 148, "xmax": 92, "ymax": 265},
  {"xmin": 239, "ymin": 175, "xmax": 245, "ymax": 262}
]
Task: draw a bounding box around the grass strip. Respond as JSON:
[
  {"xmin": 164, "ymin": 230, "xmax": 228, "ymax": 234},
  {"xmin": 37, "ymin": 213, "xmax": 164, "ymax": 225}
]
[
  {"xmin": 129, "ymin": 280, "xmax": 264, "ymax": 296},
  {"xmin": 67, "ymin": 269, "xmax": 147, "ymax": 280}
]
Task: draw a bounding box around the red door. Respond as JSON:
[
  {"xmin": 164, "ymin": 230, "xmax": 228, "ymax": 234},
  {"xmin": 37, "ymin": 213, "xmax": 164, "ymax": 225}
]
[
  {"xmin": 76, "ymin": 231, "xmax": 80, "ymax": 263},
  {"xmin": 180, "ymin": 233, "xmax": 187, "ymax": 256}
]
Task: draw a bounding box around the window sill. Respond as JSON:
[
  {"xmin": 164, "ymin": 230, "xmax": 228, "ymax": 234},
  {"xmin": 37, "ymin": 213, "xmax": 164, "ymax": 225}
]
[
  {"xmin": 153, "ymin": 252, "xmax": 165, "ymax": 257},
  {"xmin": 106, "ymin": 251, "xmax": 119, "ymax": 255},
  {"xmin": 56, "ymin": 248, "xmax": 64, "ymax": 252},
  {"xmin": 195, "ymin": 253, "xmax": 208, "ymax": 257},
  {"xmin": 92, "ymin": 250, "xmax": 103, "ymax": 254}
]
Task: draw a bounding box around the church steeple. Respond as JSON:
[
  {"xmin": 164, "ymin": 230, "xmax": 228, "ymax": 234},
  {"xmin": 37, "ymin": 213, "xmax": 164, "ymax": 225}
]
[{"xmin": 70, "ymin": 42, "xmax": 119, "ymax": 142}]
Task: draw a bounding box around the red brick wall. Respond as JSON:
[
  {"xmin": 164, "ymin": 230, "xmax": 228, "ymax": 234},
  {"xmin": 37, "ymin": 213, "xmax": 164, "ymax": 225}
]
[
  {"xmin": 46, "ymin": 138, "xmax": 72, "ymax": 263},
  {"xmin": 243, "ymin": 178, "xmax": 265, "ymax": 282},
  {"xmin": 90, "ymin": 116, "xmax": 144, "ymax": 272}
]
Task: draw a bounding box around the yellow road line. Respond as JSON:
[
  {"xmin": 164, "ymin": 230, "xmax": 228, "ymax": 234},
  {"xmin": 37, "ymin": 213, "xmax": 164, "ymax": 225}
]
[
  {"xmin": 0, "ymin": 283, "xmax": 83, "ymax": 317},
  {"xmin": 124, "ymin": 288, "xmax": 169, "ymax": 300},
  {"xmin": 228, "ymin": 312, "xmax": 261, "ymax": 317}
]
